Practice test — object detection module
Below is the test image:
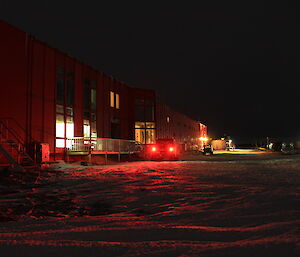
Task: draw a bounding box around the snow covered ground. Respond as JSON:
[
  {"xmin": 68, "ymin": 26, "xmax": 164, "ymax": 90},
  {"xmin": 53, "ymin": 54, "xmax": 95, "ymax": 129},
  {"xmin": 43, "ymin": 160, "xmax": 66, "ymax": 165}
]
[{"xmin": 0, "ymin": 151, "xmax": 299, "ymax": 256}]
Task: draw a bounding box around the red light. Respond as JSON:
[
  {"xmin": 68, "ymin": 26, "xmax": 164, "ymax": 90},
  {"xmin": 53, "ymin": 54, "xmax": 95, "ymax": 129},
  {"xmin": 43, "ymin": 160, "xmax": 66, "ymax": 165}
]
[
  {"xmin": 169, "ymin": 147, "xmax": 174, "ymax": 152},
  {"xmin": 152, "ymin": 146, "xmax": 157, "ymax": 152}
]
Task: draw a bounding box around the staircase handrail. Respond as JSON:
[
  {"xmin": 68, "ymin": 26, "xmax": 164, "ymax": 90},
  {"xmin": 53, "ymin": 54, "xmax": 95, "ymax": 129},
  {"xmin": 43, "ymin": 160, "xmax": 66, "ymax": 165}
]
[{"xmin": 0, "ymin": 119, "xmax": 26, "ymax": 149}]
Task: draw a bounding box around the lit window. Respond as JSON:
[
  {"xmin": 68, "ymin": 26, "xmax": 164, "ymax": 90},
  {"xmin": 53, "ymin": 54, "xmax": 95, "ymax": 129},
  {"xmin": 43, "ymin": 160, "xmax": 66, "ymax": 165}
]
[
  {"xmin": 167, "ymin": 116, "xmax": 170, "ymax": 123},
  {"xmin": 135, "ymin": 122, "xmax": 146, "ymax": 128},
  {"xmin": 146, "ymin": 129, "xmax": 155, "ymax": 144},
  {"xmin": 56, "ymin": 104, "xmax": 64, "ymax": 114},
  {"xmin": 134, "ymin": 122, "xmax": 156, "ymax": 144},
  {"xmin": 83, "ymin": 119, "xmax": 90, "ymax": 138},
  {"xmin": 91, "ymin": 121, "xmax": 97, "ymax": 138},
  {"xmin": 66, "ymin": 116, "xmax": 74, "ymax": 138},
  {"xmin": 135, "ymin": 128, "xmax": 145, "ymax": 144},
  {"xmin": 110, "ymin": 91, "xmax": 114, "ymax": 108},
  {"xmin": 56, "ymin": 114, "xmax": 65, "ymax": 148},
  {"xmin": 66, "ymin": 107, "xmax": 73, "ymax": 116},
  {"xmin": 116, "ymin": 93, "xmax": 120, "ymax": 109},
  {"xmin": 56, "ymin": 139, "xmax": 65, "ymax": 148},
  {"xmin": 56, "ymin": 114, "xmax": 65, "ymax": 138},
  {"xmin": 146, "ymin": 122, "xmax": 155, "ymax": 128}
]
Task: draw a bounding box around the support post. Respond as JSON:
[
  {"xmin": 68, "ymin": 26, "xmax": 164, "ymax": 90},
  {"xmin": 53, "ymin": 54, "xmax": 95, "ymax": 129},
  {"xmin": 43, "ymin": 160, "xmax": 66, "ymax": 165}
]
[{"xmin": 118, "ymin": 140, "xmax": 121, "ymax": 162}]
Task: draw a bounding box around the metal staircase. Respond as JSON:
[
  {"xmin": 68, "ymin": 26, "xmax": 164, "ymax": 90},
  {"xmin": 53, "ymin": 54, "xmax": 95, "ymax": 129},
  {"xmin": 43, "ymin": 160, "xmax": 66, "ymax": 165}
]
[{"xmin": 0, "ymin": 119, "xmax": 36, "ymax": 171}]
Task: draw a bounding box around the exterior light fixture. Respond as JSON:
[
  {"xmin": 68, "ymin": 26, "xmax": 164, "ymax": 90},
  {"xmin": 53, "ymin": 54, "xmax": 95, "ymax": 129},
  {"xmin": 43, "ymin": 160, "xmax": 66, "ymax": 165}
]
[{"xmin": 199, "ymin": 137, "xmax": 208, "ymax": 141}]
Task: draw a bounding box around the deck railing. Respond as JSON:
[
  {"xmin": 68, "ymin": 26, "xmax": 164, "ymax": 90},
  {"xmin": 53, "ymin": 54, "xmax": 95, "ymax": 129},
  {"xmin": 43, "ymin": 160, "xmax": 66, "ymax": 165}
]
[{"xmin": 66, "ymin": 137, "xmax": 138, "ymax": 154}]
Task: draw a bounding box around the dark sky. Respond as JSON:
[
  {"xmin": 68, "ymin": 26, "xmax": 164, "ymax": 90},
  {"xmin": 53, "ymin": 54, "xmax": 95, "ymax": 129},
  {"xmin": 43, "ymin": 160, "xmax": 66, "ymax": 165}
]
[{"xmin": 1, "ymin": 1, "xmax": 299, "ymax": 142}]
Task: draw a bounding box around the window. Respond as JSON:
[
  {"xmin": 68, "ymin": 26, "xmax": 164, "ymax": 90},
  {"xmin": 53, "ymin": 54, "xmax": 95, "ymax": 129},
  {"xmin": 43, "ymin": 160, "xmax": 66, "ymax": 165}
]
[
  {"xmin": 66, "ymin": 116, "xmax": 74, "ymax": 138},
  {"xmin": 56, "ymin": 78, "xmax": 64, "ymax": 103},
  {"xmin": 135, "ymin": 122, "xmax": 155, "ymax": 144},
  {"xmin": 135, "ymin": 105, "xmax": 144, "ymax": 121},
  {"xmin": 55, "ymin": 67, "xmax": 74, "ymax": 149},
  {"xmin": 111, "ymin": 118, "xmax": 120, "ymax": 139},
  {"xmin": 66, "ymin": 76, "xmax": 74, "ymax": 106},
  {"xmin": 110, "ymin": 91, "xmax": 114, "ymax": 107},
  {"xmin": 134, "ymin": 98, "xmax": 156, "ymax": 144},
  {"xmin": 83, "ymin": 119, "xmax": 90, "ymax": 138},
  {"xmin": 145, "ymin": 106, "xmax": 154, "ymax": 121},
  {"xmin": 116, "ymin": 93, "xmax": 120, "ymax": 109},
  {"xmin": 83, "ymin": 79, "xmax": 97, "ymax": 139},
  {"xmin": 84, "ymin": 86, "xmax": 90, "ymax": 110},
  {"xmin": 91, "ymin": 89, "xmax": 97, "ymax": 111},
  {"xmin": 56, "ymin": 114, "xmax": 65, "ymax": 138},
  {"xmin": 110, "ymin": 91, "xmax": 120, "ymax": 109}
]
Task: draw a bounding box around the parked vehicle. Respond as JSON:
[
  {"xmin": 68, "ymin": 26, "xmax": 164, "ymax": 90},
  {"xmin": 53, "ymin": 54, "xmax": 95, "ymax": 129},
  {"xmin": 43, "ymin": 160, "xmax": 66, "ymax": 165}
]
[
  {"xmin": 268, "ymin": 141, "xmax": 295, "ymax": 154},
  {"xmin": 145, "ymin": 138, "xmax": 180, "ymax": 160},
  {"xmin": 281, "ymin": 142, "xmax": 295, "ymax": 154},
  {"xmin": 202, "ymin": 144, "xmax": 213, "ymax": 155}
]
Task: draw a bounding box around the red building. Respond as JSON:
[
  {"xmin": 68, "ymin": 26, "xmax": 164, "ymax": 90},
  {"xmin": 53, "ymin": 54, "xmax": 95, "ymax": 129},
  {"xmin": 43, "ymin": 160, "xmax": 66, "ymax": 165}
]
[
  {"xmin": 0, "ymin": 20, "xmax": 207, "ymax": 167},
  {"xmin": 156, "ymin": 102, "xmax": 207, "ymax": 149}
]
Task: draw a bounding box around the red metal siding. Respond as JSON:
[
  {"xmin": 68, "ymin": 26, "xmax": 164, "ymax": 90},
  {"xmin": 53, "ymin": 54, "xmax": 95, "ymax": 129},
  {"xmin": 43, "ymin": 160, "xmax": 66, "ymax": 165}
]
[
  {"xmin": 43, "ymin": 47, "xmax": 56, "ymax": 151},
  {"xmin": 0, "ymin": 21, "xmax": 28, "ymax": 142},
  {"xmin": 74, "ymin": 61, "xmax": 84, "ymax": 137},
  {"xmin": 156, "ymin": 102, "xmax": 202, "ymax": 145},
  {"xmin": 1, "ymin": 20, "xmax": 207, "ymax": 163},
  {"xmin": 30, "ymin": 41, "xmax": 45, "ymax": 142}
]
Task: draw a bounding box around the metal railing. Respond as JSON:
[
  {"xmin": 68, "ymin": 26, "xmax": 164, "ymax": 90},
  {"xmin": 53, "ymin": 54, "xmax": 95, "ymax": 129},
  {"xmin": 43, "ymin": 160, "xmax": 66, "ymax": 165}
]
[
  {"xmin": 0, "ymin": 118, "xmax": 35, "ymax": 168},
  {"xmin": 66, "ymin": 137, "xmax": 138, "ymax": 154},
  {"xmin": 0, "ymin": 118, "xmax": 26, "ymax": 149}
]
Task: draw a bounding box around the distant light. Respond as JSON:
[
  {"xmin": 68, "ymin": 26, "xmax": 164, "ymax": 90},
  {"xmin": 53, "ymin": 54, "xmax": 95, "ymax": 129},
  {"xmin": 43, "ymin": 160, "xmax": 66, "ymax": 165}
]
[
  {"xmin": 152, "ymin": 146, "xmax": 157, "ymax": 152},
  {"xmin": 169, "ymin": 147, "xmax": 174, "ymax": 152},
  {"xmin": 199, "ymin": 137, "xmax": 208, "ymax": 141}
]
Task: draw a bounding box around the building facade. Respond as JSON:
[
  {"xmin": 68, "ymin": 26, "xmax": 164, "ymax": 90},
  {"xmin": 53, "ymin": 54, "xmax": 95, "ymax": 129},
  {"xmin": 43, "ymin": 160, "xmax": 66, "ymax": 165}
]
[{"xmin": 0, "ymin": 20, "xmax": 207, "ymax": 166}]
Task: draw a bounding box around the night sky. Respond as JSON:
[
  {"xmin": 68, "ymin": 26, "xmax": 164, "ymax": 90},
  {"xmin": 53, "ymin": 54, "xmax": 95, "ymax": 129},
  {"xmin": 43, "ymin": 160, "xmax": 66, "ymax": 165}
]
[{"xmin": 1, "ymin": 1, "xmax": 299, "ymax": 143}]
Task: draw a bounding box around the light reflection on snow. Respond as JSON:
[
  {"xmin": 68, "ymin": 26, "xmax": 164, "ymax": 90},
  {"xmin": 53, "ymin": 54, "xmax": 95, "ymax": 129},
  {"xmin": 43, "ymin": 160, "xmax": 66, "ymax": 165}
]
[{"xmin": 0, "ymin": 155, "xmax": 300, "ymax": 256}]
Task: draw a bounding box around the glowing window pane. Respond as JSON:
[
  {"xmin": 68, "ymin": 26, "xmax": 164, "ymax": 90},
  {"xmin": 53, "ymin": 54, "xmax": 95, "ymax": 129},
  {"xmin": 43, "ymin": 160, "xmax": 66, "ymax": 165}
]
[
  {"xmin": 66, "ymin": 107, "xmax": 73, "ymax": 116},
  {"xmin": 56, "ymin": 139, "xmax": 65, "ymax": 148},
  {"xmin": 135, "ymin": 129, "xmax": 145, "ymax": 144},
  {"xmin": 91, "ymin": 121, "xmax": 97, "ymax": 138},
  {"xmin": 116, "ymin": 93, "xmax": 120, "ymax": 109},
  {"xmin": 66, "ymin": 116, "xmax": 74, "ymax": 138},
  {"xmin": 66, "ymin": 139, "xmax": 72, "ymax": 148},
  {"xmin": 84, "ymin": 119, "xmax": 90, "ymax": 138},
  {"xmin": 146, "ymin": 122, "xmax": 155, "ymax": 128},
  {"xmin": 56, "ymin": 104, "xmax": 64, "ymax": 114},
  {"xmin": 146, "ymin": 129, "xmax": 155, "ymax": 144},
  {"xmin": 56, "ymin": 114, "xmax": 65, "ymax": 138},
  {"xmin": 110, "ymin": 91, "xmax": 114, "ymax": 108},
  {"xmin": 135, "ymin": 122, "xmax": 146, "ymax": 128}
]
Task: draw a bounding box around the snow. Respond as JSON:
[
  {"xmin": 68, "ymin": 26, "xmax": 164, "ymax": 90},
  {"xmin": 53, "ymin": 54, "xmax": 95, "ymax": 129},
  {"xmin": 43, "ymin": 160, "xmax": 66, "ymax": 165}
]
[{"xmin": 0, "ymin": 150, "xmax": 300, "ymax": 256}]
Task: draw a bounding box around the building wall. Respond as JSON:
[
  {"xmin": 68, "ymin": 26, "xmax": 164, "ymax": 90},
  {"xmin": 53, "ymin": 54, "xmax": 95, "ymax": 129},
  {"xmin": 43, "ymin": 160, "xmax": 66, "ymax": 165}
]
[
  {"xmin": 211, "ymin": 139, "xmax": 226, "ymax": 150},
  {"xmin": 156, "ymin": 102, "xmax": 204, "ymax": 147},
  {"xmin": 129, "ymin": 87, "xmax": 156, "ymax": 144},
  {"xmin": 0, "ymin": 21, "xmax": 28, "ymax": 143},
  {"xmin": 0, "ymin": 21, "xmax": 134, "ymax": 156},
  {"xmin": 0, "ymin": 20, "xmax": 208, "ymax": 162}
]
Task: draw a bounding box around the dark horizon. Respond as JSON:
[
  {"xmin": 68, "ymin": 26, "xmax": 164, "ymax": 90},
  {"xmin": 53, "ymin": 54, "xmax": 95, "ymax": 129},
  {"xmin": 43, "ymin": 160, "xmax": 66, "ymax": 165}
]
[{"xmin": 1, "ymin": 1, "xmax": 299, "ymax": 143}]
